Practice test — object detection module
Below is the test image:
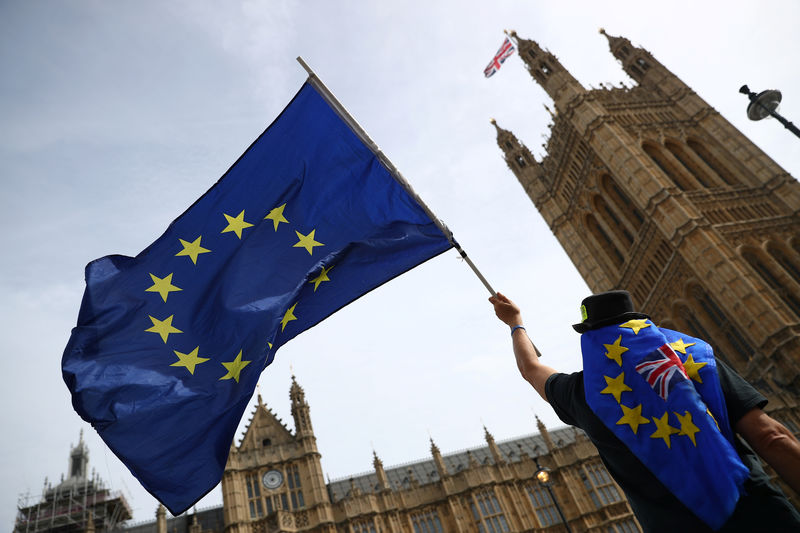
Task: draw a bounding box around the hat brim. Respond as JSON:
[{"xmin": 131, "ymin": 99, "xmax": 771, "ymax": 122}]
[{"xmin": 572, "ymin": 311, "xmax": 650, "ymax": 334}]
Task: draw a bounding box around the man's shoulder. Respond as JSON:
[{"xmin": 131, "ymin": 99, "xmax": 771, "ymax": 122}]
[{"xmin": 545, "ymin": 371, "xmax": 587, "ymax": 427}]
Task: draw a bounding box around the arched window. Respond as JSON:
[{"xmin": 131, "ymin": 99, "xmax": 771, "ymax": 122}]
[
  {"xmin": 593, "ymin": 195, "xmax": 634, "ymax": 247},
  {"xmin": 688, "ymin": 285, "xmax": 753, "ymax": 365},
  {"xmin": 586, "ymin": 214, "xmax": 624, "ymax": 268},
  {"xmin": 674, "ymin": 303, "xmax": 731, "ymax": 366},
  {"xmin": 665, "ymin": 141, "xmax": 714, "ymax": 188},
  {"xmin": 746, "ymin": 245, "xmax": 800, "ymax": 319},
  {"xmin": 767, "ymin": 242, "xmax": 800, "ymax": 285},
  {"xmin": 643, "ymin": 143, "xmax": 695, "ymax": 191},
  {"xmin": 687, "ymin": 139, "xmax": 738, "ymax": 186},
  {"xmin": 600, "ymin": 174, "xmax": 644, "ymax": 230}
]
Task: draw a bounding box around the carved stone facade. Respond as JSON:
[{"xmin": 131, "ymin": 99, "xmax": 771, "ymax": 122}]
[
  {"xmin": 217, "ymin": 377, "xmax": 641, "ymax": 533},
  {"xmin": 493, "ymin": 31, "xmax": 800, "ymax": 475}
]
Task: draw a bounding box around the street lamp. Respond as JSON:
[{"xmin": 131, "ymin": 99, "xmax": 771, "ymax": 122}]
[
  {"xmin": 534, "ymin": 458, "xmax": 573, "ymax": 533},
  {"xmin": 739, "ymin": 84, "xmax": 800, "ymax": 139}
]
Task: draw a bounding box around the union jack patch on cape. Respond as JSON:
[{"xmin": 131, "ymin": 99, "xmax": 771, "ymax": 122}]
[{"xmin": 635, "ymin": 344, "xmax": 689, "ymax": 400}]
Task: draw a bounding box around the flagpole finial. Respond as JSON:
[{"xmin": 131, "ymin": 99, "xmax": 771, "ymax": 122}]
[
  {"xmin": 599, "ymin": 27, "xmax": 606, "ymax": 35},
  {"xmin": 490, "ymin": 118, "xmax": 496, "ymax": 124}
]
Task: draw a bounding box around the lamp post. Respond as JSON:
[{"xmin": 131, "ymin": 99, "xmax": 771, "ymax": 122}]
[
  {"xmin": 535, "ymin": 458, "xmax": 573, "ymax": 533},
  {"xmin": 739, "ymin": 84, "xmax": 800, "ymax": 139}
]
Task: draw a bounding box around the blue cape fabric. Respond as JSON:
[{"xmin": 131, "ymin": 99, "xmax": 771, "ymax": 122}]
[{"xmin": 582, "ymin": 321, "xmax": 749, "ymax": 530}]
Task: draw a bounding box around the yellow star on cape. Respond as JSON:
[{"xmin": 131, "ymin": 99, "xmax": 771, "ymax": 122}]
[
  {"xmin": 650, "ymin": 412, "xmax": 680, "ymax": 448},
  {"xmin": 219, "ymin": 350, "xmax": 251, "ymax": 383},
  {"xmin": 616, "ymin": 404, "xmax": 650, "ymax": 435},
  {"xmin": 706, "ymin": 408, "xmax": 720, "ymax": 431},
  {"xmin": 145, "ymin": 315, "xmax": 182, "ymax": 343},
  {"xmin": 682, "ymin": 354, "xmax": 707, "ymax": 383},
  {"xmin": 669, "ymin": 338, "xmax": 696, "ymax": 355},
  {"xmin": 175, "ymin": 236, "xmax": 211, "ymax": 264},
  {"xmin": 619, "ymin": 319, "xmax": 651, "ymax": 335},
  {"xmin": 309, "ymin": 265, "xmax": 333, "ymax": 291},
  {"xmin": 601, "ymin": 372, "xmax": 633, "ymax": 403},
  {"xmin": 146, "ymin": 273, "xmax": 182, "ymax": 302},
  {"xmin": 281, "ymin": 303, "xmax": 298, "ymax": 331},
  {"xmin": 171, "ymin": 346, "xmax": 210, "ymax": 375},
  {"xmin": 603, "ymin": 335, "xmax": 629, "ymax": 366},
  {"xmin": 264, "ymin": 203, "xmax": 289, "ymax": 231},
  {"xmin": 674, "ymin": 410, "xmax": 701, "ymax": 446},
  {"xmin": 221, "ymin": 210, "xmax": 254, "ymax": 239},
  {"xmin": 293, "ymin": 229, "xmax": 324, "ymax": 255}
]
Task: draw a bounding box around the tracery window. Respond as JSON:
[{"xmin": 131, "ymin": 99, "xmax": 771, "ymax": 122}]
[
  {"xmin": 643, "ymin": 143, "xmax": 695, "ymax": 191},
  {"xmin": 470, "ymin": 490, "xmax": 510, "ymax": 533},
  {"xmin": 743, "ymin": 248, "xmax": 800, "ymax": 318},
  {"xmin": 526, "ymin": 483, "xmax": 560, "ymax": 527},
  {"xmin": 246, "ymin": 474, "xmax": 264, "ymax": 519},
  {"xmin": 587, "ymin": 214, "xmax": 624, "ymax": 268},
  {"xmin": 687, "ymin": 139, "xmax": 738, "ymax": 186},
  {"xmin": 665, "ymin": 141, "xmax": 714, "ymax": 188},
  {"xmin": 411, "ymin": 510, "xmax": 444, "ymax": 533},
  {"xmin": 607, "ymin": 518, "xmax": 641, "ymax": 533},
  {"xmin": 581, "ymin": 461, "xmax": 622, "ymax": 508},
  {"xmin": 593, "ymin": 196, "xmax": 634, "ymax": 247},
  {"xmin": 600, "ymin": 174, "xmax": 644, "ymax": 230},
  {"xmin": 286, "ymin": 464, "xmax": 305, "ymax": 509},
  {"xmin": 351, "ymin": 519, "xmax": 377, "ymax": 533},
  {"xmin": 689, "ymin": 285, "xmax": 753, "ymax": 365}
]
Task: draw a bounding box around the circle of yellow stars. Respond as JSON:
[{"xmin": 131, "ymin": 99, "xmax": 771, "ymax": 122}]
[
  {"xmin": 599, "ymin": 319, "xmax": 708, "ymax": 449},
  {"xmin": 141, "ymin": 202, "xmax": 336, "ymax": 382}
]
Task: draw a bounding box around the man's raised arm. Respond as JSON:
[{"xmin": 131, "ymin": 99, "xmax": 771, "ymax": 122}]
[{"xmin": 489, "ymin": 292, "xmax": 557, "ymax": 401}]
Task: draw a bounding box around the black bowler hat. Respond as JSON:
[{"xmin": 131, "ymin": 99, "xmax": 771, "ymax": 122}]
[{"xmin": 572, "ymin": 290, "xmax": 650, "ymax": 333}]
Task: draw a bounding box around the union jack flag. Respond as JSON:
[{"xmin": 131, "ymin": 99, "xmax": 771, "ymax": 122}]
[
  {"xmin": 484, "ymin": 36, "xmax": 516, "ymax": 78},
  {"xmin": 635, "ymin": 344, "xmax": 689, "ymax": 401}
]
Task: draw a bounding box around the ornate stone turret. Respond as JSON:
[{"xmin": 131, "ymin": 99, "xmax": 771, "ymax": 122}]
[
  {"xmin": 430, "ymin": 438, "xmax": 448, "ymax": 478},
  {"xmin": 509, "ymin": 30, "xmax": 585, "ymax": 111},
  {"xmin": 290, "ymin": 374, "xmax": 313, "ymax": 438},
  {"xmin": 373, "ymin": 450, "xmax": 390, "ymax": 490},
  {"xmin": 156, "ymin": 505, "xmax": 167, "ymax": 533},
  {"xmin": 484, "ymin": 426, "xmax": 505, "ymax": 465},
  {"xmin": 536, "ymin": 415, "xmax": 555, "ymax": 453}
]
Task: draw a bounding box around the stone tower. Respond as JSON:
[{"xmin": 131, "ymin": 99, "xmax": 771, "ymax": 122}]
[
  {"xmin": 493, "ymin": 31, "xmax": 800, "ymax": 423},
  {"xmin": 222, "ymin": 377, "xmax": 335, "ymax": 533}
]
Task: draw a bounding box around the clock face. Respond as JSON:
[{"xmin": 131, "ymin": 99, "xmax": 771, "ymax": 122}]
[{"xmin": 262, "ymin": 469, "xmax": 283, "ymax": 490}]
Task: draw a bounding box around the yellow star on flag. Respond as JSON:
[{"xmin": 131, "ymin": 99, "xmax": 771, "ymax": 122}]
[
  {"xmin": 619, "ymin": 319, "xmax": 651, "ymax": 335},
  {"xmin": 293, "ymin": 229, "xmax": 324, "ymax": 255},
  {"xmin": 669, "ymin": 338, "xmax": 696, "ymax": 354},
  {"xmin": 603, "ymin": 335, "xmax": 629, "ymax": 366},
  {"xmin": 265, "ymin": 203, "xmax": 289, "ymax": 231},
  {"xmin": 309, "ymin": 265, "xmax": 333, "ymax": 291},
  {"xmin": 171, "ymin": 346, "xmax": 210, "ymax": 375},
  {"xmin": 674, "ymin": 410, "xmax": 701, "ymax": 446},
  {"xmin": 221, "ymin": 210, "xmax": 254, "ymax": 239},
  {"xmin": 146, "ymin": 273, "xmax": 182, "ymax": 302},
  {"xmin": 601, "ymin": 372, "xmax": 633, "ymax": 403},
  {"xmin": 145, "ymin": 315, "xmax": 182, "ymax": 343},
  {"xmin": 682, "ymin": 354, "xmax": 707, "ymax": 383},
  {"xmin": 219, "ymin": 350, "xmax": 251, "ymax": 383},
  {"xmin": 616, "ymin": 404, "xmax": 650, "ymax": 435},
  {"xmin": 281, "ymin": 303, "xmax": 298, "ymax": 331},
  {"xmin": 650, "ymin": 412, "xmax": 680, "ymax": 448},
  {"xmin": 175, "ymin": 236, "xmax": 211, "ymax": 264}
]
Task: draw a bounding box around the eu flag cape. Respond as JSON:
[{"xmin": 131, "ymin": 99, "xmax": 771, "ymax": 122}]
[
  {"xmin": 62, "ymin": 82, "xmax": 453, "ymax": 514},
  {"xmin": 582, "ymin": 320, "xmax": 749, "ymax": 531}
]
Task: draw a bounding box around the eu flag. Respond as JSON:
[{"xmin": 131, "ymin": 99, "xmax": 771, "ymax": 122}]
[
  {"xmin": 62, "ymin": 82, "xmax": 453, "ymax": 514},
  {"xmin": 582, "ymin": 320, "xmax": 749, "ymax": 530}
]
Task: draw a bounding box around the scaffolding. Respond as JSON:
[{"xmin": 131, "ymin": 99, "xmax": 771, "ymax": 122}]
[{"xmin": 15, "ymin": 432, "xmax": 132, "ymax": 533}]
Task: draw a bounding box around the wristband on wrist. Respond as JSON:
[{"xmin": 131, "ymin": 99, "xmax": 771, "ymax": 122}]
[{"xmin": 510, "ymin": 325, "xmax": 526, "ymax": 337}]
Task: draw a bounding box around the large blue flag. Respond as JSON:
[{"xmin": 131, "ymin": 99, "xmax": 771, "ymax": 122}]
[
  {"xmin": 62, "ymin": 82, "xmax": 453, "ymax": 514},
  {"xmin": 581, "ymin": 320, "xmax": 749, "ymax": 530}
]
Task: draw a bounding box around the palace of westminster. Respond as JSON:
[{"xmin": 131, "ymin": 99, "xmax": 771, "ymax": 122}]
[{"xmin": 15, "ymin": 29, "xmax": 800, "ymax": 533}]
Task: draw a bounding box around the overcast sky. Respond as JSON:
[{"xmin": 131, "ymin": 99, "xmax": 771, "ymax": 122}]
[{"xmin": 2, "ymin": 1, "xmax": 799, "ymax": 528}]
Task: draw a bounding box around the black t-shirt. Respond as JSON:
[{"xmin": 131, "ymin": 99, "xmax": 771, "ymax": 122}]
[{"xmin": 545, "ymin": 360, "xmax": 800, "ymax": 532}]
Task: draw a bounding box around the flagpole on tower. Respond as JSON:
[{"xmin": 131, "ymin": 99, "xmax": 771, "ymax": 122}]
[{"xmin": 296, "ymin": 56, "xmax": 496, "ymax": 296}]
